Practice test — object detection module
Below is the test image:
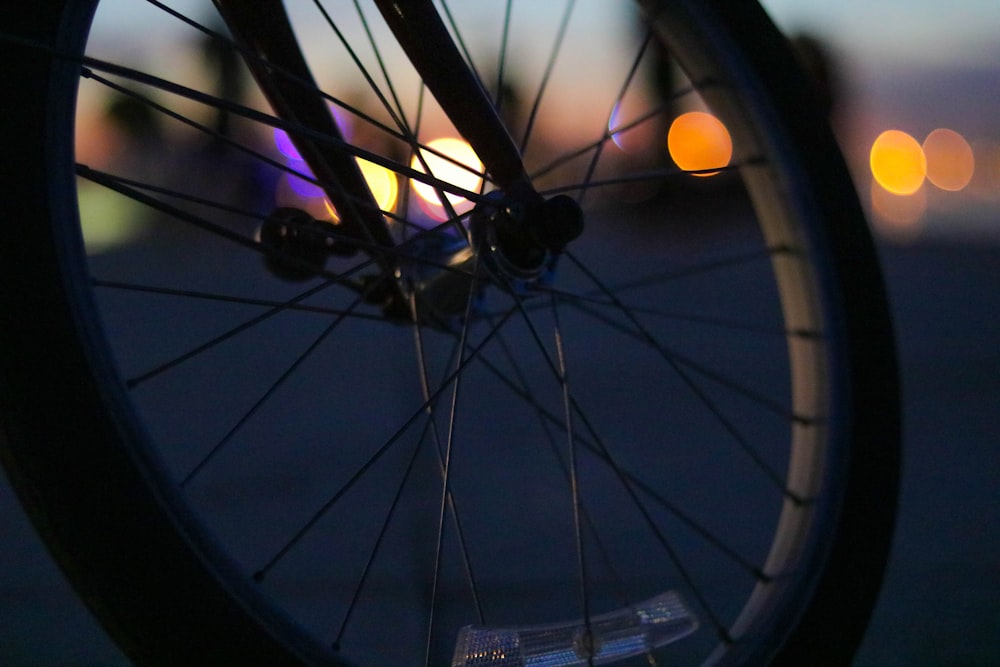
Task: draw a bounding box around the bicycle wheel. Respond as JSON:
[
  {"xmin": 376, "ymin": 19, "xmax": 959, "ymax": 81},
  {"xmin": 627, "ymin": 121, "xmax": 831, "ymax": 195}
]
[{"xmin": 0, "ymin": 1, "xmax": 899, "ymax": 665}]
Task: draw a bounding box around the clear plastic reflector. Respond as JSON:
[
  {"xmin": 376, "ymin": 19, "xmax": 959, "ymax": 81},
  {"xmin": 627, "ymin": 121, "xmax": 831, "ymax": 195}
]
[{"xmin": 451, "ymin": 591, "xmax": 698, "ymax": 666}]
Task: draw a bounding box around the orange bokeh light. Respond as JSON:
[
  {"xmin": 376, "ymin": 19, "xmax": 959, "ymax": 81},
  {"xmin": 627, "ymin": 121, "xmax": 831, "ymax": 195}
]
[
  {"xmin": 667, "ymin": 111, "xmax": 732, "ymax": 176},
  {"xmin": 923, "ymin": 128, "xmax": 975, "ymax": 192},
  {"xmin": 870, "ymin": 130, "xmax": 926, "ymax": 196}
]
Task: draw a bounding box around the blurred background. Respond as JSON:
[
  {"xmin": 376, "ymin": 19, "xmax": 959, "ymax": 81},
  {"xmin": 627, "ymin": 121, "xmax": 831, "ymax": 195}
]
[{"xmin": 2, "ymin": 0, "xmax": 998, "ymax": 664}]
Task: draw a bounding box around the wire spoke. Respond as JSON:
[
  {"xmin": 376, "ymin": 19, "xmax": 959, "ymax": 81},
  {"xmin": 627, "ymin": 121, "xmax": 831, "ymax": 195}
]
[
  {"xmin": 423, "ymin": 241, "xmax": 487, "ymax": 665},
  {"xmin": 333, "ymin": 328, "xmax": 466, "ymax": 650},
  {"xmin": 332, "ymin": 426, "xmax": 425, "ymax": 652},
  {"xmin": 576, "ymin": 27, "xmax": 654, "ymax": 206},
  {"xmin": 539, "ymin": 161, "xmax": 752, "ymax": 197},
  {"xmin": 438, "ymin": 0, "xmax": 487, "ymax": 90},
  {"xmin": 494, "ymin": 0, "xmax": 515, "ymax": 110},
  {"xmin": 252, "ymin": 303, "xmax": 517, "ymax": 585},
  {"xmin": 408, "ymin": 293, "xmax": 485, "ymax": 628},
  {"xmin": 533, "ymin": 284, "xmax": 811, "ymax": 338},
  {"xmin": 527, "ymin": 85, "xmax": 699, "ymax": 182},
  {"xmin": 562, "ymin": 251, "xmax": 811, "ymax": 495},
  {"xmin": 491, "ymin": 285, "xmax": 737, "ymax": 639},
  {"xmin": 466, "ymin": 346, "xmax": 768, "ymax": 578},
  {"xmin": 180, "ymin": 279, "xmax": 388, "ymax": 487},
  {"xmin": 81, "ymin": 161, "xmax": 482, "ymax": 282},
  {"xmin": 310, "ymin": 0, "xmax": 408, "ymax": 138},
  {"xmin": 520, "ymin": 0, "xmax": 578, "ymax": 152},
  {"xmin": 77, "ymin": 53, "xmax": 491, "ymax": 204},
  {"xmin": 548, "ymin": 295, "xmax": 593, "ymax": 638},
  {"xmin": 92, "ymin": 279, "xmax": 389, "ymax": 322},
  {"xmin": 484, "ymin": 323, "xmax": 641, "ymax": 610}
]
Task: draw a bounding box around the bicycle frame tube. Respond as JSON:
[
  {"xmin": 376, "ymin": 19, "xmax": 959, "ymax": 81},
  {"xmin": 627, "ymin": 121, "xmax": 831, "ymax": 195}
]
[{"xmin": 213, "ymin": 0, "xmax": 396, "ymax": 256}]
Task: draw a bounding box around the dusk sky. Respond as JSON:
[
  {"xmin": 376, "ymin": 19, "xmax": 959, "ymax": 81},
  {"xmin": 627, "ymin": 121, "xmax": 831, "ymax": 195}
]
[{"xmin": 762, "ymin": 0, "xmax": 1000, "ymax": 67}]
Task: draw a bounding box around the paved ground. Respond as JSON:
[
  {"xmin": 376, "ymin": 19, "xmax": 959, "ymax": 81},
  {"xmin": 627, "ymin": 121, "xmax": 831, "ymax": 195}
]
[{"xmin": 2, "ymin": 232, "xmax": 998, "ymax": 666}]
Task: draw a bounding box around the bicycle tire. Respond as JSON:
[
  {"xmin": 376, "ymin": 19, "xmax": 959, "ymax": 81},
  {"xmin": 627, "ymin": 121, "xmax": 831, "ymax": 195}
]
[{"xmin": 0, "ymin": 1, "xmax": 899, "ymax": 665}]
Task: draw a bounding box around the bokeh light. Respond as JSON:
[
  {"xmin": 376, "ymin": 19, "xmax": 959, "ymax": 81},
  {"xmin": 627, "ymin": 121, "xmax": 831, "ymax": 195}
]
[
  {"xmin": 357, "ymin": 159, "xmax": 398, "ymax": 213},
  {"xmin": 283, "ymin": 167, "xmax": 325, "ymax": 199},
  {"xmin": 870, "ymin": 130, "xmax": 926, "ymax": 195},
  {"xmin": 667, "ymin": 111, "xmax": 732, "ymax": 176},
  {"xmin": 325, "ymin": 159, "xmax": 399, "ymax": 221},
  {"xmin": 274, "ymin": 127, "xmax": 302, "ymax": 162},
  {"xmin": 923, "ymin": 128, "xmax": 975, "ymax": 192},
  {"xmin": 609, "ymin": 101, "xmax": 649, "ymax": 154},
  {"xmin": 410, "ymin": 137, "xmax": 483, "ymax": 220}
]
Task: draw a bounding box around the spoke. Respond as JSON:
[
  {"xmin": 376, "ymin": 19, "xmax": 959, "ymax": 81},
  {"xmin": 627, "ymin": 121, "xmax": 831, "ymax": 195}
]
[
  {"xmin": 181, "ymin": 284, "xmax": 375, "ymax": 487},
  {"xmin": 563, "ymin": 252, "xmax": 811, "ymax": 496},
  {"xmin": 528, "ymin": 86, "xmax": 698, "ymax": 182},
  {"xmin": 409, "ymin": 292, "xmax": 484, "ymax": 626},
  {"xmin": 604, "ymin": 245, "xmax": 791, "ymax": 295},
  {"xmin": 332, "ymin": 429, "xmax": 425, "ymax": 652},
  {"xmin": 81, "ymin": 163, "xmax": 481, "ymax": 290},
  {"xmin": 568, "ymin": 398, "xmax": 736, "ymax": 642},
  {"xmin": 398, "ymin": 80, "xmax": 427, "ymax": 245},
  {"xmin": 424, "ymin": 243, "xmax": 486, "ymax": 665},
  {"xmin": 495, "ymin": 0, "xmax": 515, "ymax": 110},
  {"xmin": 438, "ymin": 0, "xmax": 486, "ymax": 89},
  {"xmin": 486, "ymin": 323, "xmax": 641, "ymax": 608},
  {"xmin": 84, "ymin": 69, "xmax": 322, "ymax": 195},
  {"xmin": 497, "ymin": 287, "xmax": 736, "ymax": 639},
  {"xmin": 253, "ymin": 304, "xmax": 517, "ymax": 583},
  {"xmin": 311, "ymin": 0, "xmax": 407, "ymax": 135},
  {"xmin": 77, "ymin": 55, "xmax": 491, "ymax": 204},
  {"xmin": 535, "ymin": 284, "xmax": 811, "ymax": 338},
  {"xmin": 549, "ymin": 295, "xmax": 593, "ymax": 640},
  {"xmin": 520, "ymin": 0, "xmax": 578, "ymax": 153},
  {"xmin": 79, "ymin": 168, "xmax": 403, "ymax": 388},
  {"xmin": 92, "ymin": 279, "xmax": 388, "ymax": 323},
  {"xmin": 23, "ymin": 7, "xmax": 492, "ymax": 200},
  {"xmin": 143, "ymin": 0, "xmax": 413, "ymax": 147},
  {"xmin": 77, "ymin": 148, "xmax": 396, "ymax": 250},
  {"xmin": 539, "ymin": 162, "xmax": 750, "ymax": 197},
  {"xmin": 576, "ymin": 28, "xmax": 654, "ymax": 206},
  {"xmin": 467, "ymin": 345, "xmax": 767, "ymax": 577}
]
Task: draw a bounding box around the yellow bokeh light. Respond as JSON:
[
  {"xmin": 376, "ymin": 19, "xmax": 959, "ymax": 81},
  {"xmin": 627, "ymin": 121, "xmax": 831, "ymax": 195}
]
[
  {"xmin": 410, "ymin": 137, "xmax": 483, "ymax": 217},
  {"xmin": 357, "ymin": 158, "xmax": 399, "ymax": 213},
  {"xmin": 324, "ymin": 158, "xmax": 399, "ymax": 222},
  {"xmin": 870, "ymin": 130, "xmax": 926, "ymax": 195},
  {"xmin": 667, "ymin": 111, "xmax": 733, "ymax": 177},
  {"xmin": 923, "ymin": 128, "xmax": 974, "ymax": 192}
]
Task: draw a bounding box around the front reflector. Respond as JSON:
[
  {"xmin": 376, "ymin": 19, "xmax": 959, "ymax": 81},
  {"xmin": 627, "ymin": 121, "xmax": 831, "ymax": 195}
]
[{"xmin": 451, "ymin": 591, "xmax": 698, "ymax": 666}]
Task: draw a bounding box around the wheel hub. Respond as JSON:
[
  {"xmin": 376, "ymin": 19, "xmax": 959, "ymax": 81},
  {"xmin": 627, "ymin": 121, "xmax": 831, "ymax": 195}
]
[
  {"xmin": 406, "ymin": 192, "xmax": 584, "ymax": 323},
  {"xmin": 469, "ymin": 191, "xmax": 584, "ymax": 284}
]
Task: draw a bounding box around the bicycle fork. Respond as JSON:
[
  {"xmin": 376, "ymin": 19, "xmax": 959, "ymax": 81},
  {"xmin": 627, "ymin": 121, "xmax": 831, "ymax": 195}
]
[{"xmin": 213, "ymin": 0, "xmax": 582, "ymax": 319}]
